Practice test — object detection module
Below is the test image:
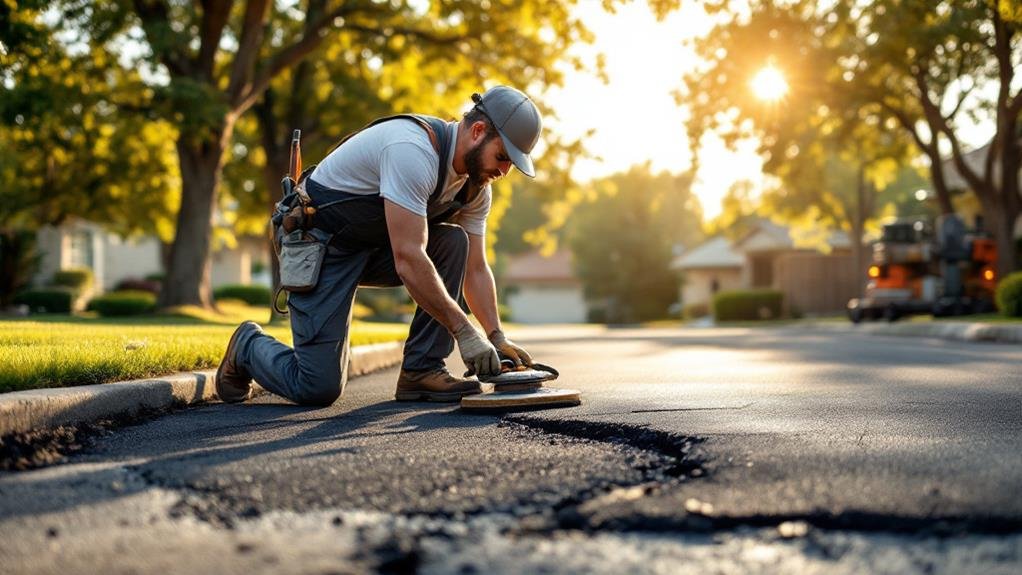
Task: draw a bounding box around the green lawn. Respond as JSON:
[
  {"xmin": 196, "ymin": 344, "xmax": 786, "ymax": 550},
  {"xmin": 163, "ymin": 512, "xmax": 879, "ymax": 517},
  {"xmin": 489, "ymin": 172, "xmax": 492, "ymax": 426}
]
[
  {"xmin": 0, "ymin": 302, "xmax": 407, "ymax": 393},
  {"xmin": 905, "ymin": 313, "xmax": 1022, "ymax": 324}
]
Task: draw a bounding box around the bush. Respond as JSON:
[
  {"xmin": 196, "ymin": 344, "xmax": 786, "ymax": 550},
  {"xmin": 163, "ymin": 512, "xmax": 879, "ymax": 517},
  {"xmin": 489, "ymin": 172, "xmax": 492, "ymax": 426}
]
[
  {"xmin": 213, "ymin": 284, "xmax": 271, "ymax": 306},
  {"xmin": 87, "ymin": 290, "xmax": 157, "ymax": 317},
  {"xmin": 51, "ymin": 267, "xmax": 93, "ymax": 291},
  {"xmin": 713, "ymin": 289, "xmax": 784, "ymax": 321},
  {"xmin": 13, "ymin": 288, "xmax": 76, "ymax": 313},
  {"xmin": 114, "ymin": 277, "xmax": 162, "ymax": 295},
  {"xmin": 996, "ymin": 271, "xmax": 1022, "ymax": 318},
  {"xmin": 683, "ymin": 302, "xmax": 710, "ymax": 320},
  {"xmin": 356, "ymin": 287, "xmax": 413, "ymax": 322}
]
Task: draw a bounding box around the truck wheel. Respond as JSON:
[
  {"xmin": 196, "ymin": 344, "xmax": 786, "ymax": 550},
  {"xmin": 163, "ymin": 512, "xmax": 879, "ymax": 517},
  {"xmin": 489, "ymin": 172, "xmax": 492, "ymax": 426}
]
[
  {"xmin": 883, "ymin": 305, "xmax": 900, "ymax": 322},
  {"xmin": 848, "ymin": 308, "xmax": 863, "ymax": 324}
]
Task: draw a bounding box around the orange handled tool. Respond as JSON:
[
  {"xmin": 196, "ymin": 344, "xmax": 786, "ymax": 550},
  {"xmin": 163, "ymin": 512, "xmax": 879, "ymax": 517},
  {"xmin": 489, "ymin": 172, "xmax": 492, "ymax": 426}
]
[{"xmin": 288, "ymin": 129, "xmax": 302, "ymax": 182}]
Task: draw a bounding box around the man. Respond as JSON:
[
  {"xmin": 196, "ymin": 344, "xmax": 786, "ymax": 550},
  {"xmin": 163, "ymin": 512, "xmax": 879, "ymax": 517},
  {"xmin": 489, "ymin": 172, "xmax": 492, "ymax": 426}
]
[{"xmin": 216, "ymin": 86, "xmax": 541, "ymax": 406}]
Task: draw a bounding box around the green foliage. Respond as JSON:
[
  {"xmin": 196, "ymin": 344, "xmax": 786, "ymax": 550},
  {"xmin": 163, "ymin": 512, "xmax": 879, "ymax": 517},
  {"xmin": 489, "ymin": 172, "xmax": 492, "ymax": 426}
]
[
  {"xmin": 0, "ymin": 316, "xmax": 406, "ymax": 392},
  {"xmin": 356, "ymin": 287, "xmax": 412, "ymax": 323},
  {"xmin": 13, "ymin": 288, "xmax": 75, "ymax": 314},
  {"xmin": 213, "ymin": 285, "xmax": 271, "ymax": 306},
  {"xmin": 86, "ymin": 291, "xmax": 157, "ymax": 317},
  {"xmin": 713, "ymin": 289, "xmax": 784, "ymax": 322},
  {"xmin": 685, "ymin": 0, "xmax": 1021, "ymax": 275},
  {"xmin": 996, "ymin": 272, "xmax": 1022, "ymax": 318},
  {"xmin": 568, "ymin": 166, "xmax": 703, "ymax": 323},
  {"xmin": 0, "ymin": 3, "xmax": 179, "ymax": 237},
  {"xmin": 51, "ymin": 267, "xmax": 93, "ymax": 291}
]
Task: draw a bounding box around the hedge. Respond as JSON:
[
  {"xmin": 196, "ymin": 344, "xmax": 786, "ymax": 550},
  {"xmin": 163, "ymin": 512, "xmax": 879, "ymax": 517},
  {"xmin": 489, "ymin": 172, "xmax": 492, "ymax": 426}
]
[
  {"xmin": 713, "ymin": 289, "xmax": 784, "ymax": 321},
  {"xmin": 996, "ymin": 271, "xmax": 1022, "ymax": 318},
  {"xmin": 13, "ymin": 288, "xmax": 76, "ymax": 314},
  {"xmin": 51, "ymin": 267, "xmax": 93, "ymax": 291},
  {"xmin": 87, "ymin": 290, "xmax": 157, "ymax": 317},
  {"xmin": 213, "ymin": 284, "xmax": 272, "ymax": 306},
  {"xmin": 114, "ymin": 277, "xmax": 162, "ymax": 295}
]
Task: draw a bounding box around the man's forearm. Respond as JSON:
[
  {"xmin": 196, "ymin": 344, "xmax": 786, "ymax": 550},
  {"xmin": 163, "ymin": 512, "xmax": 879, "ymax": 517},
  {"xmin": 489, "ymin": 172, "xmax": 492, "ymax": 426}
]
[
  {"xmin": 394, "ymin": 248, "xmax": 469, "ymax": 333},
  {"xmin": 463, "ymin": 264, "xmax": 501, "ymax": 337}
]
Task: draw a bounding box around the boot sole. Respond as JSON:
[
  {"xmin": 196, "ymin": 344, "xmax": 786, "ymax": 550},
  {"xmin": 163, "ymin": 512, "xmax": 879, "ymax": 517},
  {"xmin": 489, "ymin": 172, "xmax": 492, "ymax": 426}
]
[
  {"xmin": 394, "ymin": 389, "xmax": 481, "ymax": 402},
  {"xmin": 216, "ymin": 321, "xmax": 257, "ymax": 403}
]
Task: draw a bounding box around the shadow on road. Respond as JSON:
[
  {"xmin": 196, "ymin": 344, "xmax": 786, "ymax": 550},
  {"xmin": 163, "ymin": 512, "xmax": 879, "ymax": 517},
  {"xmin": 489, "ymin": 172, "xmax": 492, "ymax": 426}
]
[{"xmin": 0, "ymin": 394, "xmax": 497, "ymax": 520}]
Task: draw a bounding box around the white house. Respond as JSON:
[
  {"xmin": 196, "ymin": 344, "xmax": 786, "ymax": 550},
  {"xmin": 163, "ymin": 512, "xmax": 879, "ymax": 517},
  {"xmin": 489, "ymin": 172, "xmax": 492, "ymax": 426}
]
[
  {"xmin": 671, "ymin": 220, "xmax": 858, "ymax": 316},
  {"xmin": 670, "ymin": 236, "xmax": 744, "ymax": 313},
  {"xmin": 34, "ymin": 219, "xmax": 271, "ymax": 294},
  {"xmin": 501, "ymin": 249, "xmax": 587, "ymax": 323}
]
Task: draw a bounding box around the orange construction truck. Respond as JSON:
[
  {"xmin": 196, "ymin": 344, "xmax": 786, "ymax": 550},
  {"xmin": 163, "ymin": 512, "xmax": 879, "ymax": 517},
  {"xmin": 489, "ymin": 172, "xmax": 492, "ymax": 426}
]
[{"xmin": 847, "ymin": 214, "xmax": 998, "ymax": 322}]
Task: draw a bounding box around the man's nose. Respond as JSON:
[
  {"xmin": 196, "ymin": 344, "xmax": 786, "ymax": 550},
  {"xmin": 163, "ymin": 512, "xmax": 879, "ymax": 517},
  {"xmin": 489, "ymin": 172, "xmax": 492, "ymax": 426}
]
[{"xmin": 498, "ymin": 161, "xmax": 512, "ymax": 177}]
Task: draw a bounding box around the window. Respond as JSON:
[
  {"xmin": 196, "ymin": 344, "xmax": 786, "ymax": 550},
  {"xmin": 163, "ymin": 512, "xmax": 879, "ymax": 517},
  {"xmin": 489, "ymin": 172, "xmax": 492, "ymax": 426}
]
[{"xmin": 69, "ymin": 230, "xmax": 94, "ymax": 268}]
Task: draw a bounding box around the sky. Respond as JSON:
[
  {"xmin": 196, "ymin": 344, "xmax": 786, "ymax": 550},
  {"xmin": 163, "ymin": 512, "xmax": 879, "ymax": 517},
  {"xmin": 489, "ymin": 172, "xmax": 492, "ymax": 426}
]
[
  {"xmin": 542, "ymin": 1, "xmax": 766, "ymax": 221},
  {"xmin": 539, "ymin": 1, "xmax": 1001, "ymax": 222}
]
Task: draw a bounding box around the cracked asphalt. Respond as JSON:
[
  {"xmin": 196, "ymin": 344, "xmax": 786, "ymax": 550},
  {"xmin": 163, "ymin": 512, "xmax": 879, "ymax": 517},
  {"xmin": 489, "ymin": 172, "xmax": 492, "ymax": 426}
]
[{"xmin": 1, "ymin": 325, "xmax": 1020, "ymax": 574}]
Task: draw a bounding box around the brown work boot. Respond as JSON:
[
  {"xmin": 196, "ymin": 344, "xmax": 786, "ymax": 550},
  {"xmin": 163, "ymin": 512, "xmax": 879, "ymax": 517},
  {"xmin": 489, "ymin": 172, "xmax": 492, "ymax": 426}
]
[
  {"xmin": 394, "ymin": 368, "xmax": 482, "ymax": 402},
  {"xmin": 216, "ymin": 321, "xmax": 262, "ymax": 403}
]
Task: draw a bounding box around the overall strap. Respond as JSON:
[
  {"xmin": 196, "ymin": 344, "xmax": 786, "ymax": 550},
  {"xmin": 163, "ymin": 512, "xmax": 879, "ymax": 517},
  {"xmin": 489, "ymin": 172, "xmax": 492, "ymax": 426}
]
[{"xmin": 328, "ymin": 114, "xmax": 452, "ymax": 200}]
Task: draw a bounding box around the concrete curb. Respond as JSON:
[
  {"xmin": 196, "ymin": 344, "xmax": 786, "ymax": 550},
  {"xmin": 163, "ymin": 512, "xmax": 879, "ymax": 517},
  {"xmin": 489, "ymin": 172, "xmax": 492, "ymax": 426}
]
[
  {"xmin": 803, "ymin": 321, "xmax": 1022, "ymax": 344},
  {"xmin": 0, "ymin": 340, "xmax": 405, "ymax": 437}
]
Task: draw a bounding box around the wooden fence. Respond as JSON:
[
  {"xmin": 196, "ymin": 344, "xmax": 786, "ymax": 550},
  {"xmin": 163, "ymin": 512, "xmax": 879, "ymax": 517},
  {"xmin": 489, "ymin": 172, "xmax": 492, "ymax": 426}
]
[{"xmin": 774, "ymin": 252, "xmax": 864, "ymax": 316}]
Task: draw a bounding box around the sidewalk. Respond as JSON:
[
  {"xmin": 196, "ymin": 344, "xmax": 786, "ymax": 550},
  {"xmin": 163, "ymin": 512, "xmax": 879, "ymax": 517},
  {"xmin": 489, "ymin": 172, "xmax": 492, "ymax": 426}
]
[
  {"xmin": 0, "ymin": 341, "xmax": 404, "ymax": 437},
  {"xmin": 801, "ymin": 319, "xmax": 1022, "ymax": 344}
]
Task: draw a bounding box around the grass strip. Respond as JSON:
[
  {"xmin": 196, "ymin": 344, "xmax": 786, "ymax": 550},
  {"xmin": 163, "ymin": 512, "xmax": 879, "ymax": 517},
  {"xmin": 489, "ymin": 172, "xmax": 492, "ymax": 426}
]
[{"xmin": 0, "ymin": 303, "xmax": 406, "ymax": 392}]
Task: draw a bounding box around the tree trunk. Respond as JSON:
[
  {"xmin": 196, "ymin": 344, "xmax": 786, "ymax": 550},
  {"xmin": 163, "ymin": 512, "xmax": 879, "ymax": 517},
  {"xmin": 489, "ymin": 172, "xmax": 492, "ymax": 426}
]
[
  {"xmin": 262, "ymin": 149, "xmax": 289, "ymax": 323},
  {"xmin": 979, "ymin": 197, "xmax": 1018, "ymax": 281},
  {"xmin": 998, "ymin": 123, "xmax": 1021, "ymax": 274},
  {"xmin": 159, "ymin": 126, "xmax": 233, "ymax": 309},
  {"xmin": 0, "ymin": 229, "xmax": 35, "ymax": 308},
  {"xmin": 926, "ymin": 155, "xmax": 955, "ymax": 215},
  {"xmin": 851, "ymin": 167, "xmax": 867, "ymax": 298}
]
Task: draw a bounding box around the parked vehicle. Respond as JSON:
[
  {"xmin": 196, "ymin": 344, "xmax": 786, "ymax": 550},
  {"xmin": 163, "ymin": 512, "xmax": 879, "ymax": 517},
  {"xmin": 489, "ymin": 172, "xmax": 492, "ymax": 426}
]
[{"xmin": 847, "ymin": 214, "xmax": 998, "ymax": 323}]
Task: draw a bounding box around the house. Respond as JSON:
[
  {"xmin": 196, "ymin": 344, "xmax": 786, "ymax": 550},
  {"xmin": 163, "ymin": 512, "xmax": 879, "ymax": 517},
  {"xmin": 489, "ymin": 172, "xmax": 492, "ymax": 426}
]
[
  {"xmin": 669, "ymin": 236, "xmax": 744, "ymax": 313},
  {"xmin": 501, "ymin": 249, "xmax": 587, "ymax": 323},
  {"xmin": 671, "ymin": 220, "xmax": 861, "ymax": 316},
  {"xmin": 941, "ymin": 142, "xmax": 1022, "ymax": 238},
  {"xmin": 34, "ymin": 219, "xmax": 272, "ymax": 294}
]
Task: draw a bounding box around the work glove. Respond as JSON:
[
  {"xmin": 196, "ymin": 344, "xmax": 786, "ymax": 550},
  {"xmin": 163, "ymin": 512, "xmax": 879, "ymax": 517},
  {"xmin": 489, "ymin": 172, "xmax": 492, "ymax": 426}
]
[
  {"xmin": 454, "ymin": 323, "xmax": 501, "ymax": 376},
  {"xmin": 488, "ymin": 329, "xmax": 533, "ymax": 368}
]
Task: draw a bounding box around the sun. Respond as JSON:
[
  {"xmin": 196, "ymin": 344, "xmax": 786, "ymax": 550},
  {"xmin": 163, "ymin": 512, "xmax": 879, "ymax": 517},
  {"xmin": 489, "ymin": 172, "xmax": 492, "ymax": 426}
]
[{"xmin": 750, "ymin": 65, "xmax": 789, "ymax": 101}]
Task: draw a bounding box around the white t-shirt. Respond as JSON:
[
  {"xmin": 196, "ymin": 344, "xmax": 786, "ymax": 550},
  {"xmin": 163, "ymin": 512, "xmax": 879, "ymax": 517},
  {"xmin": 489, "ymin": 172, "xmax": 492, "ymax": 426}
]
[{"xmin": 310, "ymin": 119, "xmax": 491, "ymax": 236}]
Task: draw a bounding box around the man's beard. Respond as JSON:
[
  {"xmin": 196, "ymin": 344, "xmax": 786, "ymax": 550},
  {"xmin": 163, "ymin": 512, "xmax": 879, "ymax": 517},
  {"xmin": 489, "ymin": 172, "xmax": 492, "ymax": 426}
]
[{"xmin": 465, "ymin": 135, "xmax": 497, "ymax": 190}]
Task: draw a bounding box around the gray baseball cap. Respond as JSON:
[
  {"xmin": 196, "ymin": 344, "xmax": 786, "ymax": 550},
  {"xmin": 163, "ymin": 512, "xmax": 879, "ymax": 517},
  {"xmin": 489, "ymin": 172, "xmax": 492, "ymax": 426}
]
[{"xmin": 471, "ymin": 86, "xmax": 542, "ymax": 177}]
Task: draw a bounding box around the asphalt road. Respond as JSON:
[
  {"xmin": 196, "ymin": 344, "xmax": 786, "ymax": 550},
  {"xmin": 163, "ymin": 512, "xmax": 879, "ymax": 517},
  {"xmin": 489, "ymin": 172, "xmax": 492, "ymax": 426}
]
[{"xmin": 1, "ymin": 325, "xmax": 1020, "ymax": 574}]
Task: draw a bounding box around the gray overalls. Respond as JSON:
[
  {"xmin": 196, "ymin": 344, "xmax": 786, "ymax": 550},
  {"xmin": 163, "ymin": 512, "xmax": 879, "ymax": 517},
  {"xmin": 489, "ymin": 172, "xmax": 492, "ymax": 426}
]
[{"xmin": 234, "ymin": 115, "xmax": 477, "ymax": 406}]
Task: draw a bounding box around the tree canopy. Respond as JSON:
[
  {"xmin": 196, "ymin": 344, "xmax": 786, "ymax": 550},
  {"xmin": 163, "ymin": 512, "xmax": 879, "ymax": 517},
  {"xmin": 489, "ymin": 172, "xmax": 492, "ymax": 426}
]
[
  {"xmin": 567, "ymin": 165, "xmax": 702, "ymax": 323},
  {"xmin": 683, "ymin": 0, "xmax": 1021, "ymax": 274},
  {"xmin": 8, "ymin": 0, "xmax": 669, "ymax": 309},
  {"xmin": 0, "ymin": 0, "xmax": 178, "ymax": 238}
]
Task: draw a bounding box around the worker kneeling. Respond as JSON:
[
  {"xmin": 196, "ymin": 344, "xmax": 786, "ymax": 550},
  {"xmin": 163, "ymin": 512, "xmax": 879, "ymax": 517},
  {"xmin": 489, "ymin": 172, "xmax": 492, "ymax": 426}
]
[{"xmin": 216, "ymin": 86, "xmax": 542, "ymax": 406}]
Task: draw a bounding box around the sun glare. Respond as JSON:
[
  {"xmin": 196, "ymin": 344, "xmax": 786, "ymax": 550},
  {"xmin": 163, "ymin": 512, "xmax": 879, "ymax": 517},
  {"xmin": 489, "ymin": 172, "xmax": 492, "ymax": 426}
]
[{"xmin": 750, "ymin": 65, "xmax": 788, "ymax": 101}]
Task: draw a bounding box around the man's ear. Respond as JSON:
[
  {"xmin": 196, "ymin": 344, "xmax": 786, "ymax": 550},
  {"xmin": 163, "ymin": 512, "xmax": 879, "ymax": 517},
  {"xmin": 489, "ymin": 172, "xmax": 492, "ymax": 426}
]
[{"xmin": 470, "ymin": 121, "xmax": 488, "ymax": 143}]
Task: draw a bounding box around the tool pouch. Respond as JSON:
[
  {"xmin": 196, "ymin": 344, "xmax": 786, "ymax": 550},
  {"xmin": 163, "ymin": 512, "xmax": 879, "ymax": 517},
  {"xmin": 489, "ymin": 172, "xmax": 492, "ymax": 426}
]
[
  {"xmin": 272, "ymin": 171, "xmax": 328, "ymax": 304},
  {"xmin": 278, "ymin": 229, "xmax": 326, "ymax": 293}
]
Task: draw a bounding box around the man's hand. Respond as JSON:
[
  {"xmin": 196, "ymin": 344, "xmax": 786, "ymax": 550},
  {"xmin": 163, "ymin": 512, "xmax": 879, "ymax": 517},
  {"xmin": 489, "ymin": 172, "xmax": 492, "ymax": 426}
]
[
  {"xmin": 488, "ymin": 329, "xmax": 533, "ymax": 368},
  {"xmin": 454, "ymin": 323, "xmax": 500, "ymax": 376}
]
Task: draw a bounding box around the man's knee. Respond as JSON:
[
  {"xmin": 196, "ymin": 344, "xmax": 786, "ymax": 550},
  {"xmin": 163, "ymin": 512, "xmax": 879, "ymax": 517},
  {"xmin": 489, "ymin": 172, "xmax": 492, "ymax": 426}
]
[
  {"xmin": 432, "ymin": 223, "xmax": 469, "ymax": 259},
  {"xmin": 292, "ymin": 368, "xmax": 344, "ymax": 406},
  {"xmin": 292, "ymin": 384, "xmax": 341, "ymax": 407}
]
